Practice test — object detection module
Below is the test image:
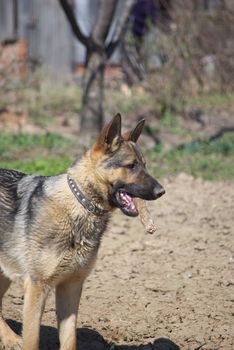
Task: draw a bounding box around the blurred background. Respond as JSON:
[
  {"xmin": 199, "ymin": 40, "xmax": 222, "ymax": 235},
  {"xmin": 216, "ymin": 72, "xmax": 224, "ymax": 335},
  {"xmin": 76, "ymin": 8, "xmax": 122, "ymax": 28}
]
[{"xmin": 0, "ymin": 0, "xmax": 234, "ymax": 180}]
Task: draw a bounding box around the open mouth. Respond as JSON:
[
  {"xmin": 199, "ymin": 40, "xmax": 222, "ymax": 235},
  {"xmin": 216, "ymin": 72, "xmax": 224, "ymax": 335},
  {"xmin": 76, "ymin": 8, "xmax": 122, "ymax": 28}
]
[{"xmin": 115, "ymin": 189, "xmax": 139, "ymax": 217}]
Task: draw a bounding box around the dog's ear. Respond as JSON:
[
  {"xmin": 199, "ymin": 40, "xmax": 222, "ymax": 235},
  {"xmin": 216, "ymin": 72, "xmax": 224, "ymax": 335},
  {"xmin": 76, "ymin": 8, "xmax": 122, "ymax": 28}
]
[
  {"xmin": 94, "ymin": 113, "xmax": 122, "ymax": 153},
  {"xmin": 123, "ymin": 119, "xmax": 145, "ymax": 143}
]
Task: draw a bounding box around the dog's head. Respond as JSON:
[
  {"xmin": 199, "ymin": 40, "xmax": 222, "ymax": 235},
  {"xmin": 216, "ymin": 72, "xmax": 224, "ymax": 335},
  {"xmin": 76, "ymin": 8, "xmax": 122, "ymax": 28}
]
[{"xmin": 91, "ymin": 114, "xmax": 165, "ymax": 217}]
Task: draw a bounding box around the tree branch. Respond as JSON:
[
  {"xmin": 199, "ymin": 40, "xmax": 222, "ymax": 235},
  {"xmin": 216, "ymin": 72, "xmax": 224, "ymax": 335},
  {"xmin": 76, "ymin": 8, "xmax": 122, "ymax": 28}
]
[
  {"xmin": 92, "ymin": 0, "xmax": 118, "ymax": 46},
  {"xmin": 59, "ymin": 0, "xmax": 93, "ymax": 50},
  {"xmin": 106, "ymin": 0, "xmax": 134, "ymax": 58}
]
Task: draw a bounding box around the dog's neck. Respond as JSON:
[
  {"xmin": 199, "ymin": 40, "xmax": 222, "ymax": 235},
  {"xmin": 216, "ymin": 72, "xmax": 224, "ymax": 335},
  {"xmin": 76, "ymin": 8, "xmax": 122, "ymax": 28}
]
[
  {"xmin": 67, "ymin": 173, "xmax": 108, "ymax": 216},
  {"xmin": 67, "ymin": 152, "xmax": 113, "ymax": 214}
]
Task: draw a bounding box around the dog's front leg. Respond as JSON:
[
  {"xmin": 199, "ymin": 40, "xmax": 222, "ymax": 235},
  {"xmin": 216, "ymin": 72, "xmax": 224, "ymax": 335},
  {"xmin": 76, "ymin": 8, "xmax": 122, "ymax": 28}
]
[
  {"xmin": 56, "ymin": 278, "xmax": 83, "ymax": 350},
  {"xmin": 23, "ymin": 277, "xmax": 49, "ymax": 350}
]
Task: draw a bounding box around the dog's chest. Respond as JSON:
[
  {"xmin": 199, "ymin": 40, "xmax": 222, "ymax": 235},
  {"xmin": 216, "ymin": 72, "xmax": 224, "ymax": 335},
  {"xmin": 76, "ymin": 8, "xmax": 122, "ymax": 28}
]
[
  {"xmin": 72, "ymin": 213, "xmax": 108, "ymax": 245},
  {"xmin": 46, "ymin": 213, "xmax": 109, "ymax": 283}
]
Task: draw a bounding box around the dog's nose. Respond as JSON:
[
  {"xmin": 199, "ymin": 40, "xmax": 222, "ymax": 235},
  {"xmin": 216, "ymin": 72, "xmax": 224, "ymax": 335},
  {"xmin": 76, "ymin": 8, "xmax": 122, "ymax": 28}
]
[{"xmin": 153, "ymin": 186, "xmax": 165, "ymax": 199}]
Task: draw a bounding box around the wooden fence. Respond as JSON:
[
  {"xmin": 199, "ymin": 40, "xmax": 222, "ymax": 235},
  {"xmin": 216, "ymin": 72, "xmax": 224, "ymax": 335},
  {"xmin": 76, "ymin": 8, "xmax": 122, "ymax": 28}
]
[{"xmin": 0, "ymin": 0, "xmax": 123, "ymax": 77}]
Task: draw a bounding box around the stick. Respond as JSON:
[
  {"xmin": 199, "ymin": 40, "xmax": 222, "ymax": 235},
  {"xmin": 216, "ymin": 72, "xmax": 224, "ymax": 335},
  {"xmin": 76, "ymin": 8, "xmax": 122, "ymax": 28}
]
[{"xmin": 134, "ymin": 198, "xmax": 156, "ymax": 234}]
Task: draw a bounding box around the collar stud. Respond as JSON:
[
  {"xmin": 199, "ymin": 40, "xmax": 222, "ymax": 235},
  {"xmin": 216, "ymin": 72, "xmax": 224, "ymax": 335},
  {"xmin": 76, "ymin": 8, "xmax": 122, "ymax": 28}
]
[{"xmin": 67, "ymin": 174, "xmax": 107, "ymax": 216}]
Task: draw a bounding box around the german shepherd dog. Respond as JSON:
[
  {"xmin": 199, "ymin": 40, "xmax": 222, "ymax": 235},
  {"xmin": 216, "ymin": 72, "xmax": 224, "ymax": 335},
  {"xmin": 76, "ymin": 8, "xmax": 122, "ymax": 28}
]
[{"xmin": 0, "ymin": 114, "xmax": 165, "ymax": 350}]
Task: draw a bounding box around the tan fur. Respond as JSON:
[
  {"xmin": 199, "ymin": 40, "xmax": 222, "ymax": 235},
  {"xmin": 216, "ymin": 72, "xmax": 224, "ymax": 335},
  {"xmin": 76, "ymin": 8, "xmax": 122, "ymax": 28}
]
[{"xmin": 23, "ymin": 278, "xmax": 49, "ymax": 350}]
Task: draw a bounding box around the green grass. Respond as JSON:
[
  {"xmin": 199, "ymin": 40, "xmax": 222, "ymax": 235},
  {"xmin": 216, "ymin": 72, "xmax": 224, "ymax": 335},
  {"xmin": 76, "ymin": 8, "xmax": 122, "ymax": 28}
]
[
  {"xmin": 0, "ymin": 131, "xmax": 233, "ymax": 180},
  {"xmin": 106, "ymin": 87, "xmax": 153, "ymax": 114},
  {"xmin": 147, "ymin": 132, "xmax": 234, "ymax": 181},
  {"xmin": 160, "ymin": 109, "xmax": 189, "ymax": 136},
  {"xmin": 0, "ymin": 132, "xmax": 72, "ymax": 156},
  {"xmin": 0, "ymin": 156, "xmax": 72, "ymax": 176},
  {"xmin": 184, "ymin": 92, "xmax": 234, "ymax": 109},
  {"xmin": 0, "ymin": 132, "xmax": 74, "ymax": 175},
  {"xmin": 28, "ymin": 86, "xmax": 82, "ymax": 126}
]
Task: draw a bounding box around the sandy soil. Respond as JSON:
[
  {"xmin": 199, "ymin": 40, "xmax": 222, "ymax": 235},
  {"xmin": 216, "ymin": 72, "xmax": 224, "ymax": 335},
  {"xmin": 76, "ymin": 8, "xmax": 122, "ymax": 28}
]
[{"xmin": 1, "ymin": 174, "xmax": 234, "ymax": 350}]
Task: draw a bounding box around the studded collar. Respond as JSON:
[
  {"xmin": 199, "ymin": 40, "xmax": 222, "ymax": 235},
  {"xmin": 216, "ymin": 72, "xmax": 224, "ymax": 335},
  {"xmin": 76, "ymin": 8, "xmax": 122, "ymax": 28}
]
[{"xmin": 67, "ymin": 173, "xmax": 107, "ymax": 216}]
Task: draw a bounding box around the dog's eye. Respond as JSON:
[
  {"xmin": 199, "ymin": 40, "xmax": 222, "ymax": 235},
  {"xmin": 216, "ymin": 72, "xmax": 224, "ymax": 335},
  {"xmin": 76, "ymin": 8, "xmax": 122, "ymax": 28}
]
[{"xmin": 125, "ymin": 161, "xmax": 138, "ymax": 170}]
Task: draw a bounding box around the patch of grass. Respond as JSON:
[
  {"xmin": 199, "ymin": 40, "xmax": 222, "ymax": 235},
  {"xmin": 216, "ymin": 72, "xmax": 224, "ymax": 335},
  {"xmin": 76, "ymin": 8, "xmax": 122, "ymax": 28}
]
[
  {"xmin": 0, "ymin": 132, "xmax": 73, "ymax": 157},
  {"xmin": 1, "ymin": 131, "xmax": 233, "ymax": 180},
  {"xmin": 3, "ymin": 74, "xmax": 83, "ymax": 127},
  {"xmin": 0, "ymin": 156, "xmax": 72, "ymax": 176},
  {"xmin": 0, "ymin": 132, "xmax": 74, "ymax": 175},
  {"xmin": 147, "ymin": 132, "xmax": 234, "ymax": 181},
  {"xmin": 106, "ymin": 87, "xmax": 153, "ymax": 114},
  {"xmin": 160, "ymin": 109, "xmax": 189, "ymax": 135},
  {"xmin": 27, "ymin": 84, "xmax": 82, "ymax": 126},
  {"xmin": 27, "ymin": 105, "xmax": 55, "ymax": 127},
  {"xmin": 0, "ymin": 100, "xmax": 7, "ymax": 111},
  {"xmin": 184, "ymin": 92, "xmax": 234, "ymax": 109}
]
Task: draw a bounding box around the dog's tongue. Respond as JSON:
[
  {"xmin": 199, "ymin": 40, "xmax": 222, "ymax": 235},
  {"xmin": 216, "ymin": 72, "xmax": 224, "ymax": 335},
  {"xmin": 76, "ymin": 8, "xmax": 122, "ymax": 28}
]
[{"xmin": 120, "ymin": 191, "xmax": 136, "ymax": 211}]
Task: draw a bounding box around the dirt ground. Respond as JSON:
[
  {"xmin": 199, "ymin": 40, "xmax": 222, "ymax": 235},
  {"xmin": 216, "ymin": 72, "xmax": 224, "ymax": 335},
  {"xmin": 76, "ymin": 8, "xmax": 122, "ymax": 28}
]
[{"xmin": 2, "ymin": 173, "xmax": 234, "ymax": 350}]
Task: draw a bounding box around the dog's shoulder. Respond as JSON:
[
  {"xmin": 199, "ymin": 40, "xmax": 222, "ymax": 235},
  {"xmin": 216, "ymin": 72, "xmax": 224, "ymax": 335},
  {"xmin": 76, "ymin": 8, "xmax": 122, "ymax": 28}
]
[
  {"xmin": 0, "ymin": 168, "xmax": 26, "ymax": 184},
  {"xmin": 0, "ymin": 168, "xmax": 27, "ymax": 210},
  {"xmin": 0, "ymin": 168, "xmax": 52, "ymax": 218}
]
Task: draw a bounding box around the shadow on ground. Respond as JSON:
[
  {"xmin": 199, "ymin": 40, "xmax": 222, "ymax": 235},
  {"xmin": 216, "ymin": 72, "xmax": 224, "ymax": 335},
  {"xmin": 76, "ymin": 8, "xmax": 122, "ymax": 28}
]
[{"xmin": 5, "ymin": 320, "xmax": 180, "ymax": 350}]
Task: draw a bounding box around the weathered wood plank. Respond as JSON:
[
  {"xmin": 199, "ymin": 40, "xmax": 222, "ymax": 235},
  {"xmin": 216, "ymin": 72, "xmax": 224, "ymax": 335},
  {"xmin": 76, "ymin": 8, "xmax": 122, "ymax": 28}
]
[
  {"xmin": 0, "ymin": 0, "xmax": 16, "ymax": 42},
  {"xmin": 18, "ymin": 0, "xmax": 74, "ymax": 76}
]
